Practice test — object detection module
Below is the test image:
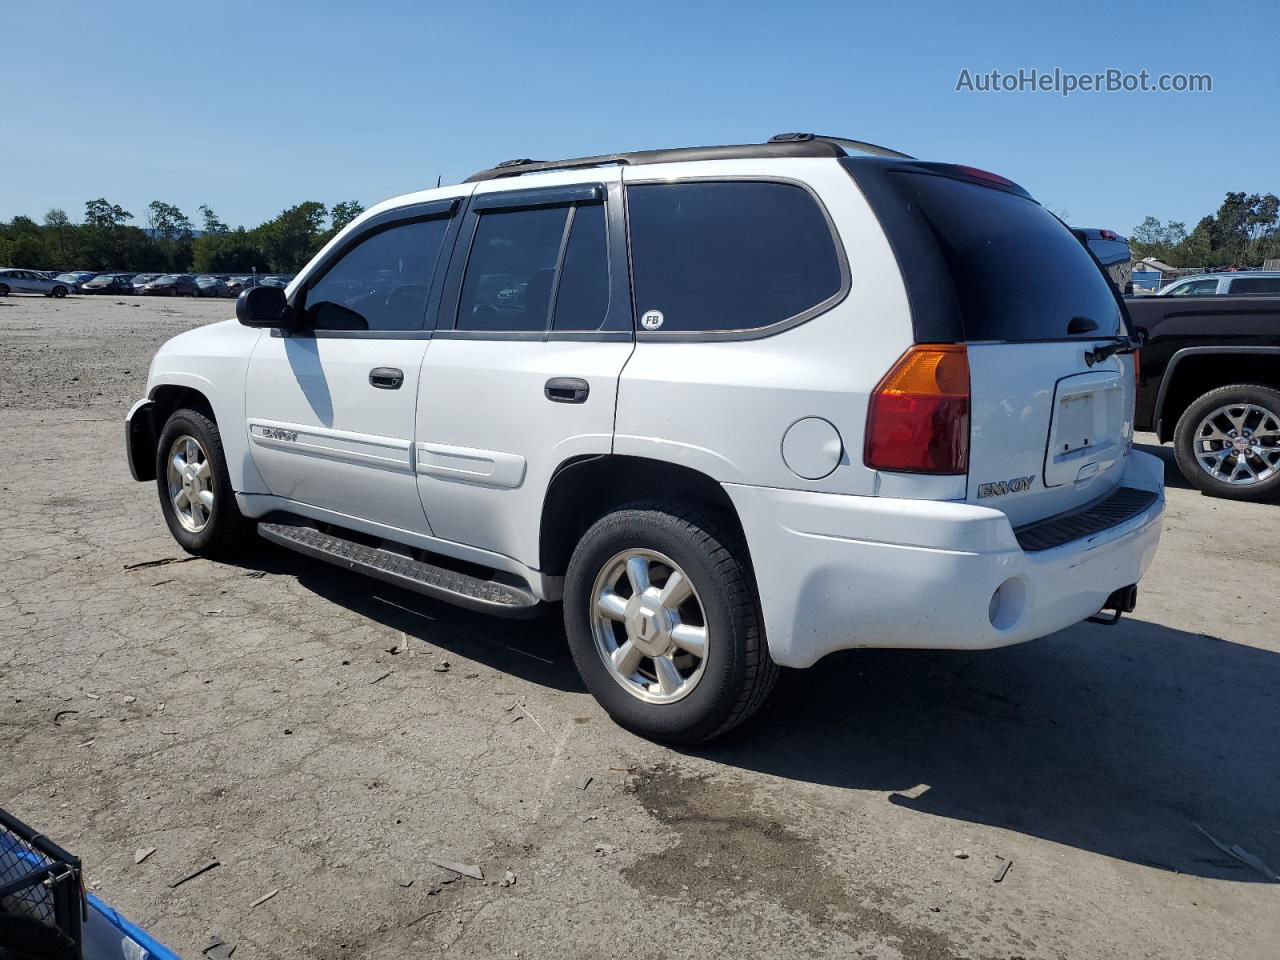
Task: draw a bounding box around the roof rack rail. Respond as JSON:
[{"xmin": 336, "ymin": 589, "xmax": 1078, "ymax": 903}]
[{"xmin": 464, "ymin": 133, "xmax": 913, "ymax": 183}]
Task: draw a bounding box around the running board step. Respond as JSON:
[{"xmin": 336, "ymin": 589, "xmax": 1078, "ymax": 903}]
[{"xmin": 258, "ymin": 521, "xmax": 541, "ymax": 617}]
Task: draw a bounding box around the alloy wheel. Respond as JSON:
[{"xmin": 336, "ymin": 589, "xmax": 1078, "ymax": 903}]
[
  {"xmin": 1193, "ymin": 403, "xmax": 1280, "ymax": 486},
  {"xmin": 166, "ymin": 434, "xmax": 215, "ymax": 532},
  {"xmin": 590, "ymin": 549, "xmax": 709, "ymax": 704}
]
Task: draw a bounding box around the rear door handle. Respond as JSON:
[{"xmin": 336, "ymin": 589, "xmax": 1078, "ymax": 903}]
[
  {"xmin": 369, "ymin": 367, "xmax": 404, "ymax": 389},
  {"xmin": 545, "ymin": 377, "xmax": 589, "ymax": 404}
]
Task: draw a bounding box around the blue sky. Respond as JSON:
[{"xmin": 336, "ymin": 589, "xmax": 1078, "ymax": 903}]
[{"xmin": 3, "ymin": 0, "xmax": 1275, "ymax": 235}]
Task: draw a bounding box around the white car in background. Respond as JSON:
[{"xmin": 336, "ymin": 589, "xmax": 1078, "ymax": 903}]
[
  {"xmin": 0, "ymin": 268, "xmax": 73, "ymax": 297},
  {"xmin": 1158, "ymin": 272, "xmax": 1280, "ymax": 296},
  {"xmin": 124, "ymin": 133, "xmax": 1166, "ymax": 742}
]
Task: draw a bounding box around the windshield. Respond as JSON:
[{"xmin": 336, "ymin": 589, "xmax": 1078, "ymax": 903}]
[
  {"xmin": 55, "ymin": 273, "xmax": 83, "ymax": 282},
  {"xmin": 155, "ymin": 275, "xmax": 178, "ymax": 283}
]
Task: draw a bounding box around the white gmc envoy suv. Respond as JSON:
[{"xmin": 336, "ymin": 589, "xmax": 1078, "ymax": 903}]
[{"xmin": 125, "ymin": 134, "xmax": 1165, "ymax": 742}]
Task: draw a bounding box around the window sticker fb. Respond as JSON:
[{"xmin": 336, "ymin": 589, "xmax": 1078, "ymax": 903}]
[{"xmin": 640, "ymin": 309, "xmax": 664, "ymax": 330}]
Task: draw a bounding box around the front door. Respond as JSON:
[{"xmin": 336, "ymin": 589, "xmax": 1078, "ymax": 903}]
[
  {"xmin": 415, "ymin": 174, "xmax": 634, "ymax": 568},
  {"xmin": 244, "ymin": 199, "xmax": 462, "ymax": 534}
]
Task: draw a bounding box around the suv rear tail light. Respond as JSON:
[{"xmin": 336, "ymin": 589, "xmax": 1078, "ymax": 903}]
[{"xmin": 865, "ymin": 344, "xmax": 970, "ymax": 474}]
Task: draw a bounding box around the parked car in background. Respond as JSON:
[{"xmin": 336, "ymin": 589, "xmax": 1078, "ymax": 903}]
[
  {"xmin": 195, "ymin": 276, "xmax": 232, "ymax": 298},
  {"xmin": 139, "ymin": 274, "xmax": 200, "ymax": 297},
  {"xmin": 260, "ymin": 275, "xmax": 293, "ymax": 288},
  {"xmin": 0, "ymin": 268, "xmax": 72, "ymax": 297},
  {"xmin": 226, "ymin": 276, "xmax": 264, "ymax": 295},
  {"xmin": 1129, "ymin": 292, "xmax": 1280, "ymax": 500},
  {"xmin": 81, "ymin": 273, "xmax": 137, "ymax": 295},
  {"xmin": 52, "ymin": 271, "xmax": 97, "ymax": 293},
  {"xmin": 1072, "ymin": 228, "xmax": 1132, "ymax": 293},
  {"xmin": 1157, "ymin": 272, "xmax": 1280, "ymax": 296},
  {"xmin": 130, "ymin": 273, "xmax": 162, "ymax": 291}
]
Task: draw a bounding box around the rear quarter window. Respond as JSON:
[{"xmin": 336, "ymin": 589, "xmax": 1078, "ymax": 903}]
[{"xmin": 626, "ymin": 181, "xmax": 844, "ymax": 334}]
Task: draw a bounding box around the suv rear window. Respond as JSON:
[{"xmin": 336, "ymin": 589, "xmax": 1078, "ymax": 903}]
[
  {"xmin": 846, "ymin": 162, "xmax": 1125, "ymax": 342},
  {"xmin": 627, "ymin": 181, "xmax": 844, "ymax": 333}
]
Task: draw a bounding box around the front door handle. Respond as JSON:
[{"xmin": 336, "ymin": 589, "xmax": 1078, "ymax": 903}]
[
  {"xmin": 369, "ymin": 367, "xmax": 404, "ymax": 389},
  {"xmin": 545, "ymin": 377, "xmax": 590, "ymax": 404}
]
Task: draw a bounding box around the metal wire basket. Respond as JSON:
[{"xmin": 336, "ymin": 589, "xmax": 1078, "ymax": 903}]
[{"xmin": 0, "ymin": 808, "xmax": 83, "ymax": 958}]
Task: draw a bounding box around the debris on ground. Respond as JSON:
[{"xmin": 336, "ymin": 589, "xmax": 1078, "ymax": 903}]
[
  {"xmin": 433, "ymin": 660, "xmax": 451, "ymax": 673},
  {"xmin": 577, "ymin": 775, "xmax": 593, "ymax": 791},
  {"xmin": 428, "ymin": 858, "xmax": 483, "ymax": 880},
  {"xmin": 123, "ymin": 556, "xmax": 199, "ymax": 571},
  {"xmin": 134, "ymin": 847, "xmax": 156, "ymax": 865},
  {"xmin": 169, "ymin": 859, "xmax": 220, "ymax": 888},
  {"xmin": 201, "ymin": 934, "xmax": 235, "ymax": 959},
  {"xmin": 594, "ymin": 843, "xmax": 616, "ymax": 857},
  {"xmin": 249, "ymin": 889, "xmax": 279, "ymax": 909},
  {"xmin": 387, "ymin": 635, "xmax": 407, "ymax": 655},
  {"xmin": 406, "ymin": 908, "xmax": 443, "ymax": 926},
  {"xmin": 395, "ymin": 876, "xmax": 414, "ymax": 888},
  {"xmin": 243, "ymin": 570, "xmax": 267, "ymax": 578},
  {"xmin": 1194, "ymin": 823, "xmax": 1280, "ymax": 882},
  {"xmin": 53, "ymin": 710, "xmax": 78, "ymax": 725},
  {"xmin": 993, "ymin": 859, "xmax": 1012, "ymax": 883},
  {"xmin": 151, "ymin": 579, "xmax": 174, "ymax": 587},
  {"xmin": 370, "ymin": 670, "xmax": 393, "ymax": 685},
  {"xmin": 578, "ymin": 815, "xmax": 596, "ymax": 823},
  {"xmin": 500, "ymin": 870, "xmax": 517, "ymax": 888},
  {"xmin": 123, "ymin": 695, "xmax": 137, "ymax": 704},
  {"xmin": 953, "ymin": 850, "xmax": 969, "ymax": 860},
  {"xmin": 85, "ymin": 693, "xmax": 100, "ymax": 701}
]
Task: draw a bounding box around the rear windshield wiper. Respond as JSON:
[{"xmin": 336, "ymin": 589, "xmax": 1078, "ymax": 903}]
[{"xmin": 1085, "ymin": 331, "xmax": 1145, "ymax": 366}]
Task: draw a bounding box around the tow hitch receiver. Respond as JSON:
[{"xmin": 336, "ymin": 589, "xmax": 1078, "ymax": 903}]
[{"xmin": 1088, "ymin": 584, "xmax": 1138, "ymax": 626}]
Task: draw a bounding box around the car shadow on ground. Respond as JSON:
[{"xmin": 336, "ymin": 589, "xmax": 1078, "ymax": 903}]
[
  {"xmin": 693, "ymin": 618, "xmax": 1280, "ymax": 883},
  {"xmin": 238, "ymin": 544, "xmax": 1280, "ymax": 883},
  {"xmin": 233, "ymin": 545, "xmax": 586, "ymax": 693}
]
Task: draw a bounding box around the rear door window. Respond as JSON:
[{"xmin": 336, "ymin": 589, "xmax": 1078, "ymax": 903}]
[
  {"xmin": 454, "ymin": 198, "xmax": 613, "ymax": 334},
  {"xmin": 552, "ymin": 203, "xmax": 610, "ymax": 331},
  {"xmin": 457, "ymin": 206, "xmax": 568, "ymax": 332},
  {"xmin": 627, "ymin": 181, "xmax": 844, "ymax": 333}
]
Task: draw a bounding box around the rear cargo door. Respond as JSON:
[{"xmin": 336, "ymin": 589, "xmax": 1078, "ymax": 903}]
[{"xmin": 851, "ymin": 164, "xmax": 1136, "ymax": 527}]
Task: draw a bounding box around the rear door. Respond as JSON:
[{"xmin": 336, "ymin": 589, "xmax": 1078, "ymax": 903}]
[
  {"xmin": 244, "ymin": 198, "xmax": 462, "ymax": 534},
  {"xmin": 414, "ymin": 172, "xmax": 633, "ymax": 568},
  {"xmin": 848, "ymin": 163, "xmax": 1137, "ymax": 527}
]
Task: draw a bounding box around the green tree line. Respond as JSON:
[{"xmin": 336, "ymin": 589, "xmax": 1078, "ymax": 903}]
[
  {"xmin": 0, "ymin": 198, "xmax": 366, "ymax": 274},
  {"xmin": 1130, "ymin": 191, "xmax": 1280, "ymax": 268}
]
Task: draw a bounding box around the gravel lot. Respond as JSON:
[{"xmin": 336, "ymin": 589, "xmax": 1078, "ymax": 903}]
[{"xmin": 2, "ymin": 295, "xmax": 1277, "ymax": 959}]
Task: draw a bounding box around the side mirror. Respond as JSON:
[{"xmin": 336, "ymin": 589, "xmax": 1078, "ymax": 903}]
[{"xmin": 236, "ymin": 285, "xmax": 292, "ymax": 328}]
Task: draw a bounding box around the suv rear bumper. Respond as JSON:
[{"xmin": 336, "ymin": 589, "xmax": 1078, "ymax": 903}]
[{"xmin": 724, "ymin": 451, "xmax": 1165, "ymax": 668}]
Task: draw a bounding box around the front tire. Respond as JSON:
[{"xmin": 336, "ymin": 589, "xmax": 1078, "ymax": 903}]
[
  {"xmin": 0, "ymin": 284, "xmax": 9, "ymax": 296},
  {"xmin": 155, "ymin": 408, "xmax": 255, "ymax": 557},
  {"xmin": 563, "ymin": 503, "xmax": 777, "ymax": 743},
  {"xmin": 1173, "ymin": 384, "xmax": 1280, "ymax": 501}
]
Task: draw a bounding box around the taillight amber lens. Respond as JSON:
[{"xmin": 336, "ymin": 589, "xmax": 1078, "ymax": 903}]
[{"xmin": 864, "ymin": 344, "xmax": 970, "ymax": 474}]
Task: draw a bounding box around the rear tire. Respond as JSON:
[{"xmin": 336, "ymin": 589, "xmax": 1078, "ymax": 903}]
[
  {"xmin": 0, "ymin": 284, "xmax": 9, "ymax": 296},
  {"xmin": 1173, "ymin": 383, "xmax": 1280, "ymax": 501},
  {"xmin": 563, "ymin": 503, "xmax": 777, "ymax": 743},
  {"xmin": 155, "ymin": 408, "xmax": 255, "ymax": 557},
  {"xmin": 51, "ymin": 285, "xmax": 67, "ymax": 298}
]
